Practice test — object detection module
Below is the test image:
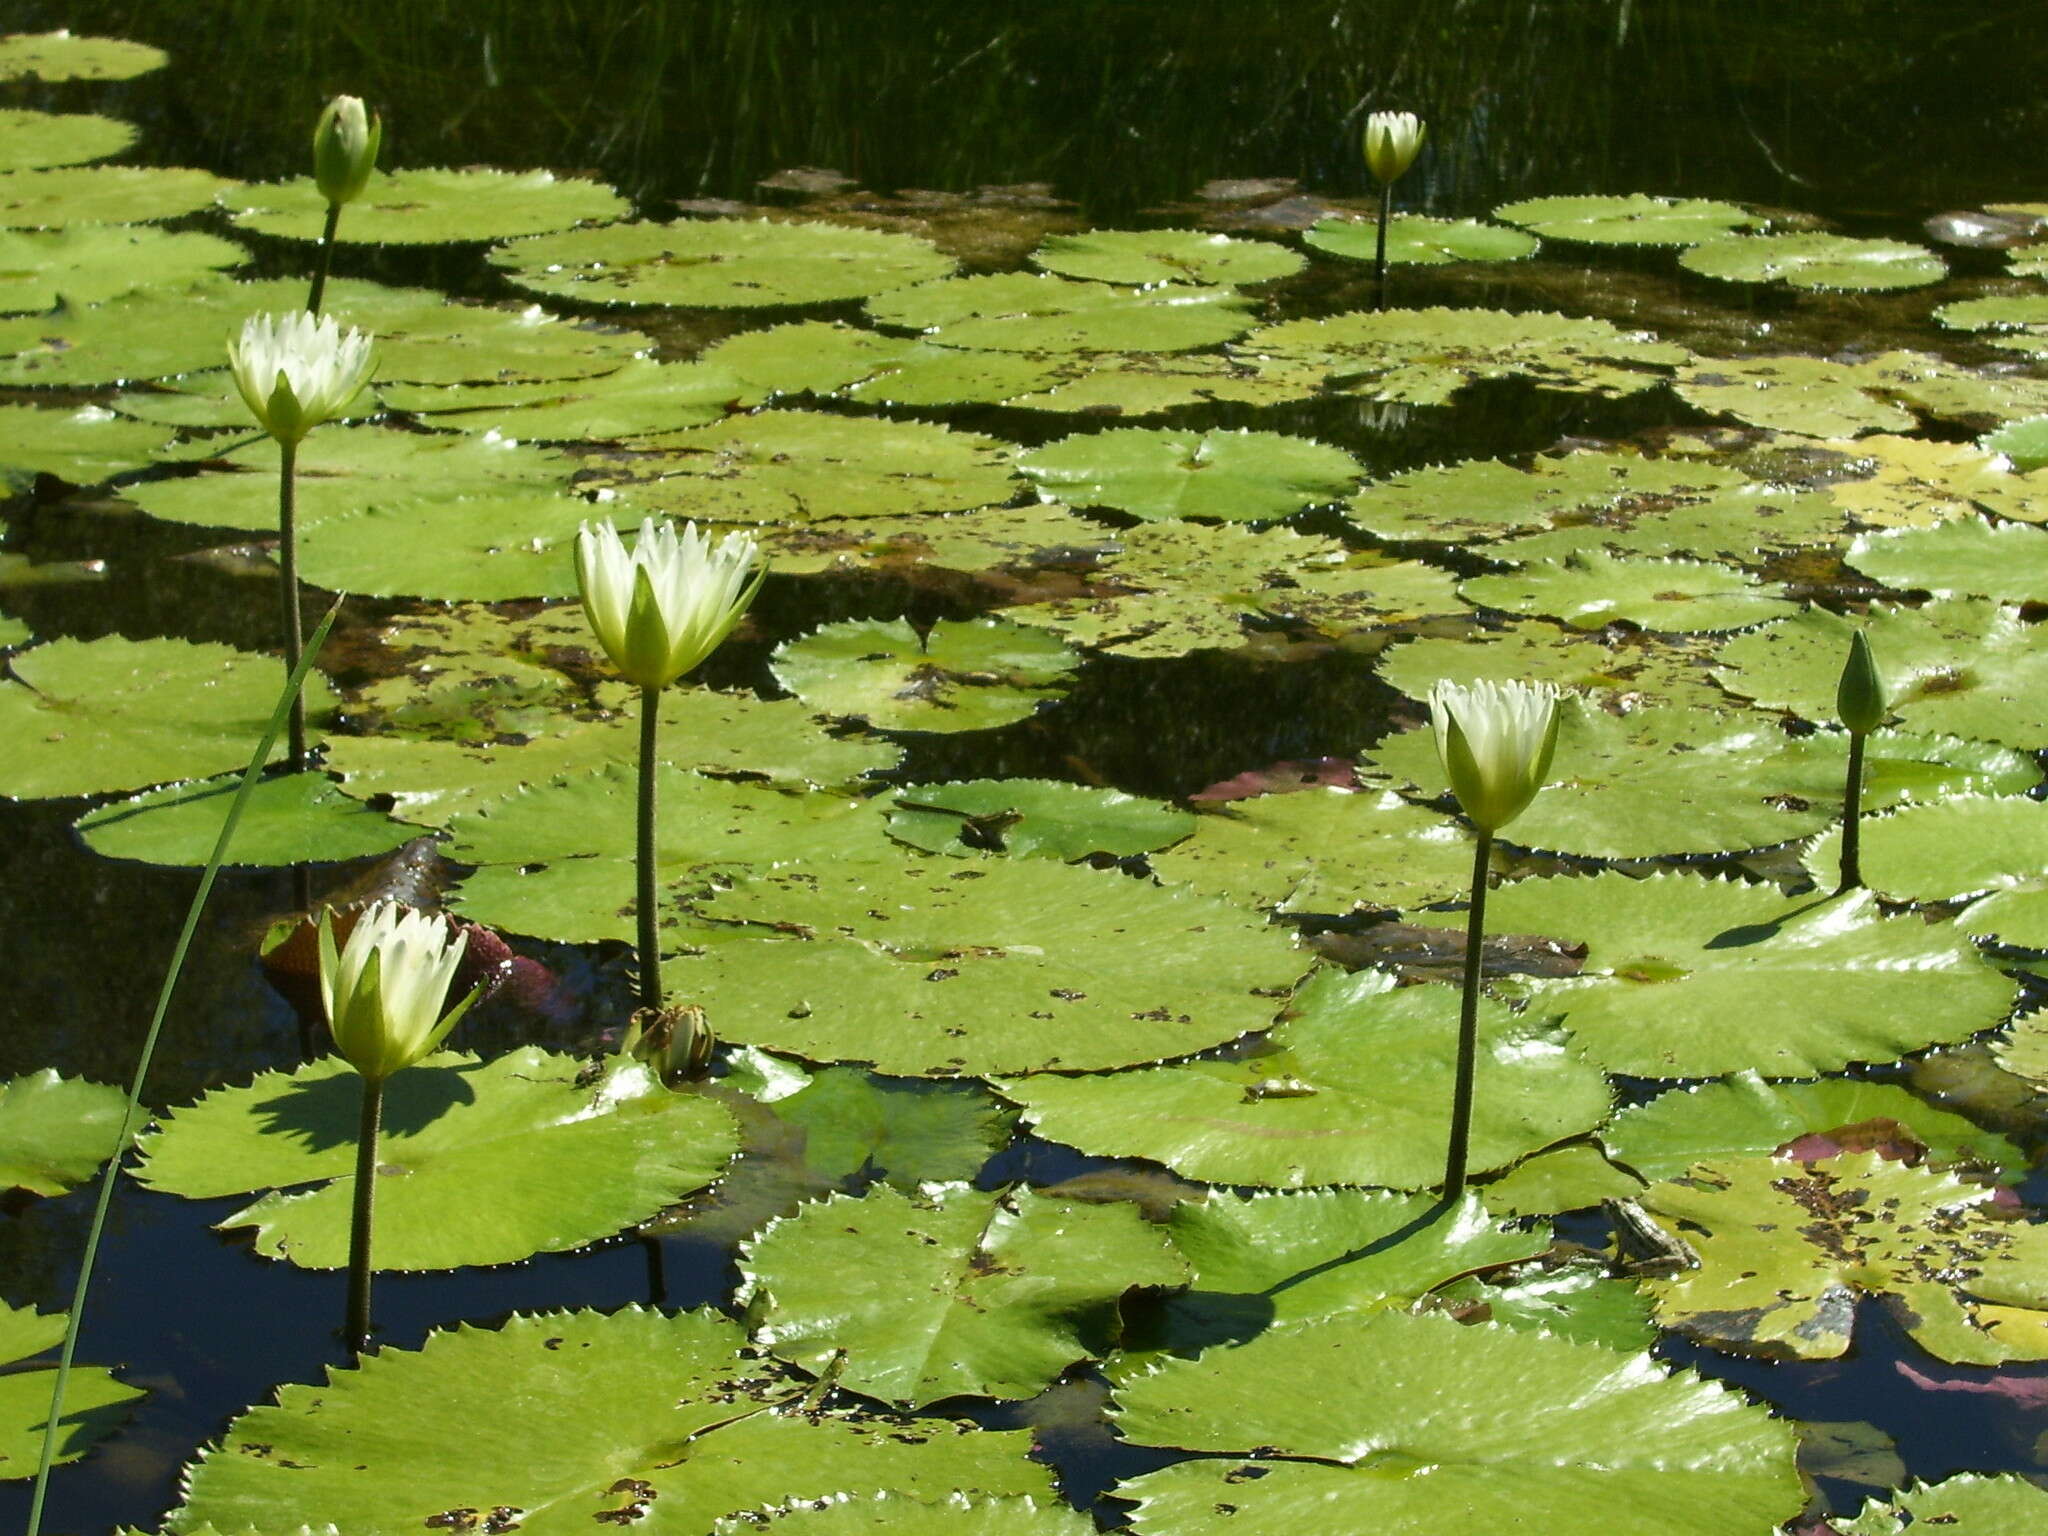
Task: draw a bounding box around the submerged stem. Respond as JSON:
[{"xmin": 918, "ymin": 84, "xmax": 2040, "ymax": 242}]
[
  {"xmin": 1838, "ymin": 731, "xmax": 1867, "ymax": 894},
  {"xmin": 1444, "ymin": 831, "xmax": 1493, "ymax": 1200},
  {"xmin": 636, "ymin": 683, "xmax": 662, "ymax": 1011},
  {"xmin": 307, "ymin": 203, "xmax": 342, "ymax": 314},
  {"xmin": 345, "ymin": 1075, "xmax": 384, "ymax": 1362},
  {"xmin": 1373, "ymin": 183, "xmax": 1393, "ymax": 311}
]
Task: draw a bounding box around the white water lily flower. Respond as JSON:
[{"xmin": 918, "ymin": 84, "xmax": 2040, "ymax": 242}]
[
  {"xmin": 312, "ymin": 94, "xmax": 381, "ymax": 206},
  {"xmin": 1363, "ymin": 110, "xmax": 1426, "ymax": 185},
  {"xmin": 574, "ymin": 516, "xmax": 765, "ymax": 690},
  {"xmin": 1428, "ymin": 678, "xmax": 1561, "ymax": 834},
  {"xmin": 317, "ymin": 902, "xmax": 477, "ymax": 1083},
  {"xmin": 227, "ymin": 310, "xmax": 374, "ymax": 443}
]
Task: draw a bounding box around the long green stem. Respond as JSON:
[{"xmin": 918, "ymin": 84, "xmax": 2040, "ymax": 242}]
[
  {"xmin": 25, "ymin": 600, "xmax": 344, "ymax": 1536},
  {"xmin": 278, "ymin": 439, "xmax": 307, "ymax": 774},
  {"xmin": 345, "ymin": 1076, "xmax": 384, "ymax": 1361},
  {"xmin": 636, "ymin": 683, "xmax": 662, "ymax": 1011},
  {"xmin": 1838, "ymin": 731, "xmax": 1867, "ymax": 894},
  {"xmin": 1444, "ymin": 832, "xmax": 1493, "ymax": 1200},
  {"xmin": 307, "ymin": 202, "xmax": 342, "ymax": 314},
  {"xmin": 1373, "ymin": 182, "xmax": 1393, "ymax": 311}
]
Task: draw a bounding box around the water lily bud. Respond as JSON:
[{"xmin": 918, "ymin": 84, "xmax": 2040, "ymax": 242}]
[
  {"xmin": 227, "ymin": 310, "xmax": 375, "ymax": 443},
  {"xmin": 1429, "ymin": 679, "xmax": 1562, "ymax": 834},
  {"xmin": 313, "ymin": 94, "xmax": 381, "ymax": 207},
  {"xmin": 1836, "ymin": 630, "xmax": 1886, "ymax": 736},
  {"xmin": 317, "ymin": 901, "xmax": 478, "ymax": 1083},
  {"xmin": 575, "ymin": 517, "xmax": 765, "ymax": 691},
  {"xmin": 621, "ymin": 1003, "xmax": 715, "ymax": 1085},
  {"xmin": 1363, "ymin": 110, "xmax": 1426, "ymax": 185}
]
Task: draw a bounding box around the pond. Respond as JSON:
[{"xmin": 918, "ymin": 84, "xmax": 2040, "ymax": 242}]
[{"xmin": 2, "ymin": 3, "xmax": 2048, "ymax": 1532}]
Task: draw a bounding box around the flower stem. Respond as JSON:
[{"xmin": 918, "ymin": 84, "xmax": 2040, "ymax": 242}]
[
  {"xmin": 1374, "ymin": 183, "xmax": 1393, "ymax": 311},
  {"xmin": 307, "ymin": 203, "xmax": 341, "ymax": 315},
  {"xmin": 1838, "ymin": 731, "xmax": 1867, "ymax": 894},
  {"xmin": 636, "ymin": 683, "xmax": 663, "ymax": 1011},
  {"xmin": 1444, "ymin": 831, "xmax": 1493, "ymax": 1200},
  {"xmin": 278, "ymin": 439, "xmax": 307, "ymax": 775},
  {"xmin": 346, "ymin": 1075, "xmax": 384, "ymax": 1362}
]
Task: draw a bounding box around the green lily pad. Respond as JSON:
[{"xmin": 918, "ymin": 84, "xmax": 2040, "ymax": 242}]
[
  {"xmin": 836, "ymin": 343, "xmax": 1067, "ymax": 408},
  {"xmin": 1492, "ymin": 193, "xmax": 1760, "ymax": 245},
  {"xmin": 1147, "ymin": 785, "xmax": 1472, "ymax": 914},
  {"xmin": 0, "ymin": 636, "xmax": 333, "ymax": 800},
  {"xmin": 0, "ymin": 616, "xmax": 26, "ymax": 650},
  {"xmin": 1983, "ymin": 414, "xmax": 2048, "ymax": 471},
  {"xmin": 698, "ymin": 320, "xmax": 923, "ymax": 398},
  {"xmin": 135, "ymin": 1049, "xmax": 739, "ymax": 1270},
  {"xmin": 1160, "ymin": 1189, "xmax": 1546, "ymax": 1342},
  {"xmin": 1604, "ymin": 1071, "xmax": 2028, "ymax": 1182},
  {"xmin": 677, "ymin": 857, "xmax": 1311, "ymax": 1076},
  {"xmin": 0, "ymin": 1299, "xmax": 142, "ymax": 1478},
  {"xmin": 1000, "ymin": 350, "xmax": 1321, "ymax": 415},
  {"xmin": 1847, "ymin": 516, "xmax": 2048, "ymax": 600},
  {"xmin": 1499, "ymin": 484, "xmax": 1844, "ymax": 563},
  {"xmin": 443, "ymin": 765, "xmax": 882, "ymax": 945},
  {"xmin": 493, "ymin": 217, "xmax": 952, "ymax": 306},
  {"xmin": 1344, "ymin": 451, "xmax": 1747, "ymax": 545},
  {"xmin": 1376, "ymin": 623, "xmax": 1743, "ymax": 714},
  {"xmin": 292, "ymin": 491, "xmax": 607, "ymax": 602},
  {"xmin": 1474, "ymin": 1144, "xmax": 1646, "ymax": 1217},
  {"xmin": 223, "ymin": 169, "xmax": 629, "ymax": 244},
  {"xmin": 1447, "ymin": 873, "xmax": 2019, "ymax": 1078},
  {"xmin": 751, "ymin": 502, "xmax": 1111, "ymax": 577},
  {"xmin": 382, "ymin": 358, "xmax": 747, "ymax": 439},
  {"xmin": 590, "ymin": 410, "xmax": 1015, "ymax": 523},
  {"xmin": 1681, "ymin": 233, "xmax": 1945, "ymax": 291},
  {"xmin": 1110, "ymin": 1311, "xmax": 1803, "ymax": 1536},
  {"xmin": 1032, "ymin": 227, "xmax": 1303, "ymax": 285},
  {"xmin": 1934, "ymin": 294, "xmax": 2048, "ymax": 332},
  {"xmin": 1712, "ymin": 598, "xmax": 2048, "ymax": 749},
  {"xmin": 1459, "ymin": 552, "xmax": 1792, "ymax": 633},
  {"xmin": 0, "ymin": 1070, "xmax": 129, "ymax": 1196},
  {"xmin": 1675, "ymin": 354, "xmax": 1915, "ymax": 438},
  {"xmin": 1369, "ymin": 697, "xmax": 2034, "ymax": 857},
  {"xmin": 713, "ymin": 1495, "xmax": 1094, "ymax": 1536},
  {"xmin": 166, "ymin": 1307, "xmax": 1052, "ymax": 1534},
  {"xmin": 1235, "ymin": 307, "xmax": 1688, "ymax": 405},
  {"xmin": 1016, "ymin": 427, "xmax": 1359, "ymax": 522},
  {"xmin": 1805, "ymin": 793, "xmax": 2048, "ymax": 906},
  {"xmin": 331, "ymin": 689, "xmax": 897, "ymax": 826},
  {"xmin": 885, "ymin": 779, "xmax": 1193, "ymax": 861},
  {"xmin": 0, "ymin": 109, "xmax": 136, "ymax": 172},
  {"xmin": 1639, "ymin": 1152, "xmax": 2048, "ymax": 1363},
  {"xmin": 0, "ymin": 164, "xmax": 231, "ymax": 229},
  {"xmin": 0, "ymin": 32, "xmax": 166, "ymax": 81},
  {"xmin": 740, "ymin": 1182, "xmax": 1186, "ymax": 1404},
  {"xmin": 866, "ymin": 271, "xmax": 1257, "ymax": 353},
  {"xmin": 1839, "ymin": 1476, "xmax": 2048, "ymax": 1536},
  {"xmin": 75, "ymin": 770, "xmax": 419, "ymax": 867},
  {"xmin": 1304, "ymin": 214, "xmax": 1539, "ymax": 266},
  {"xmin": 0, "ymin": 403, "xmax": 167, "ymax": 487},
  {"xmin": 128, "ymin": 425, "xmax": 576, "ymax": 534},
  {"xmin": 1819, "ymin": 432, "xmax": 2030, "ymax": 529},
  {"xmin": 770, "ymin": 618, "xmax": 1078, "ymax": 733},
  {"xmin": 753, "ymin": 1061, "xmax": 1017, "ymax": 1188},
  {"xmin": 1430, "ymin": 1259, "xmax": 1660, "ymax": 1351},
  {"xmin": 0, "ymin": 226, "xmax": 246, "ymax": 313},
  {"xmin": 995, "ymin": 967, "xmax": 1610, "ymax": 1188}
]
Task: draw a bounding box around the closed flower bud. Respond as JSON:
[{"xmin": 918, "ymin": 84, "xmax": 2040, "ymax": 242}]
[
  {"xmin": 575, "ymin": 517, "xmax": 765, "ymax": 691},
  {"xmin": 1429, "ymin": 679, "xmax": 1561, "ymax": 835},
  {"xmin": 317, "ymin": 901, "xmax": 478, "ymax": 1083},
  {"xmin": 313, "ymin": 94, "xmax": 381, "ymax": 207},
  {"xmin": 227, "ymin": 310, "xmax": 374, "ymax": 443},
  {"xmin": 1363, "ymin": 110, "xmax": 1426, "ymax": 185},
  {"xmin": 1836, "ymin": 630, "xmax": 1886, "ymax": 736}
]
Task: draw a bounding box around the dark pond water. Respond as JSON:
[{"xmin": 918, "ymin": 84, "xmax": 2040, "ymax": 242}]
[{"xmin": 4, "ymin": 2, "xmax": 2048, "ymax": 1531}]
